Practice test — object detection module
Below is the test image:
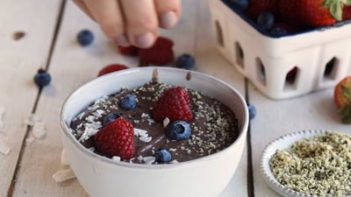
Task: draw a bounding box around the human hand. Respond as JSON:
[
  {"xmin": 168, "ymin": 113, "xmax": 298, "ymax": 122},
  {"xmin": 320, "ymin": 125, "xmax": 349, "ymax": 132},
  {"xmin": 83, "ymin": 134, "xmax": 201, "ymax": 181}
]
[{"xmin": 73, "ymin": 0, "xmax": 181, "ymax": 48}]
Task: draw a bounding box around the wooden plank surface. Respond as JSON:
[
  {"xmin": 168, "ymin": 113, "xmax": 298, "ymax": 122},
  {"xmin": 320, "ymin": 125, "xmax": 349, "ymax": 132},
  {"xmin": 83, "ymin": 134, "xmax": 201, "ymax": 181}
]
[
  {"xmin": 249, "ymin": 86, "xmax": 351, "ymax": 196},
  {"xmin": 0, "ymin": 0, "xmax": 62, "ymax": 196},
  {"xmin": 12, "ymin": 0, "xmax": 249, "ymax": 196}
]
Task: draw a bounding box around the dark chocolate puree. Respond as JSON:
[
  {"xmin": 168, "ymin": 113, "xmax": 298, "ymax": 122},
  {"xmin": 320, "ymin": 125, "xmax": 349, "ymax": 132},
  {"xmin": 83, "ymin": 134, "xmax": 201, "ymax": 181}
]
[{"xmin": 70, "ymin": 82, "xmax": 239, "ymax": 164}]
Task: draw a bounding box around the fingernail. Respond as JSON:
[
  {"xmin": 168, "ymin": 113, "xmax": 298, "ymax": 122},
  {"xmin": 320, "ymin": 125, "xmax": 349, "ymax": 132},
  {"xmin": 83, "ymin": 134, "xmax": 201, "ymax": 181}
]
[
  {"xmin": 135, "ymin": 33, "xmax": 155, "ymax": 48},
  {"xmin": 115, "ymin": 34, "xmax": 130, "ymax": 47},
  {"xmin": 160, "ymin": 12, "xmax": 178, "ymax": 29}
]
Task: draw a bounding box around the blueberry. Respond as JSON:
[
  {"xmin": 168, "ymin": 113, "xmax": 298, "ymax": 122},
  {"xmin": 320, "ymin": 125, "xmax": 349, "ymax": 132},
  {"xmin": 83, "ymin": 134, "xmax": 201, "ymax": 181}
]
[
  {"xmin": 257, "ymin": 12, "xmax": 275, "ymax": 31},
  {"xmin": 166, "ymin": 121, "xmax": 192, "ymax": 141},
  {"xmin": 248, "ymin": 104, "xmax": 256, "ymax": 120},
  {"xmin": 155, "ymin": 149, "xmax": 172, "ymax": 163},
  {"xmin": 34, "ymin": 68, "xmax": 51, "ymax": 88},
  {"xmin": 102, "ymin": 112, "xmax": 121, "ymax": 126},
  {"xmin": 119, "ymin": 95, "xmax": 137, "ymax": 110},
  {"xmin": 77, "ymin": 29, "xmax": 94, "ymax": 46},
  {"xmin": 175, "ymin": 54, "xmax": 196, "ymax": 70},
  {"xmin": 270, "ymin": 26, "xmax": 288, "ymax": 37},
  {"xmin": 229, "ymin": 0, "xmax": 249, "ymax": 11}
]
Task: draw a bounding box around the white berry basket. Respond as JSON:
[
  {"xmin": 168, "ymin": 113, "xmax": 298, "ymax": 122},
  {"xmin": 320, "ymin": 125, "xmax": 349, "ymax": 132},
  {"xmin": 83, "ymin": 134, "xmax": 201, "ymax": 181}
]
[{"xmin": 208, "ymin": 0, "xmax": 351, "ymax": 99}]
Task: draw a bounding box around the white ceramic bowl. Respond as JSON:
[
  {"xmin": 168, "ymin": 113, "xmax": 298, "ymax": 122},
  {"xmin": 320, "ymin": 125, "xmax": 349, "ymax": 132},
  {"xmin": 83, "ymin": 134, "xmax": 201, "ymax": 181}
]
[{"xmin": 60, "ymin": 67, "xmax": 249, "ymax": 197}]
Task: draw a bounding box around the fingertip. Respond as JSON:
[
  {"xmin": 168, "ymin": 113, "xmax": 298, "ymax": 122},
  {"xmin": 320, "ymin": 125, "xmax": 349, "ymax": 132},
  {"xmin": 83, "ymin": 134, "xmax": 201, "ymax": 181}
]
[
  {"xmin": 160, "ymin": 11, "xmax": 178, "ymax": 29},
  {"xmin": 133, "ymin": 32, "xmax": 156, "ymax": 48},
  {"xmin": 115, "ymin": 34, "xmax": 130, "ymax": 47}
]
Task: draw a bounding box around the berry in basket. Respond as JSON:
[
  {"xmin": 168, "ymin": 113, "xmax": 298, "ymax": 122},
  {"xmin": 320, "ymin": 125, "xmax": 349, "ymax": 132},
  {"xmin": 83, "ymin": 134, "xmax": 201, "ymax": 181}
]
[{"xmin": 224, "ymin": 0, "xmax": 351, "ymax": 36}]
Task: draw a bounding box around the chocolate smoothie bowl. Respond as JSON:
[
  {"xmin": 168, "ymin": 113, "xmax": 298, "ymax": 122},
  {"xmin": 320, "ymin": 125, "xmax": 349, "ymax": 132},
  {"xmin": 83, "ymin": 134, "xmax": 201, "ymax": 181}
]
[{"xmin": 60, "ymin": 67, "xmax": 248, "ymax": 197}]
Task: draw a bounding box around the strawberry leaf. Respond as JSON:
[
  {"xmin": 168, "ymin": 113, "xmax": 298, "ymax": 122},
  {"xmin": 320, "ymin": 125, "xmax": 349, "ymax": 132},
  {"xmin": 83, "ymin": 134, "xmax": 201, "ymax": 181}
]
[
  {"xmin": 324, "ymin": 0, "xmax": 343, "ymax": 21},
  {"xmin": 341, "ymin": 84, "xmax": 351, "ymax": 101},
  {"xmin": 342, "ymin": 0, "xmax": 351, "ymax": 6},
  {"xmin": 340, "ymin": 105, "xmax": 351, "ymax": 124}
]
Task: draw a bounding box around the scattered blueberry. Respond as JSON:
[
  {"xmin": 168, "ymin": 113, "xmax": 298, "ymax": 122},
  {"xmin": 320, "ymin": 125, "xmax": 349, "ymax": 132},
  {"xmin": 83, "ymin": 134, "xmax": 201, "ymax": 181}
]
[
  {"xmin": 257, "ymin": 12, "xmax": 275, "ymax": 31},
  {"xmin": 248, "ymin": 104, "xmax": 256, "ymax": 120},
  {"xmin": 34, "ymin": 68, "xmax": 51, "ymax": 88},
  {"xmin": 166, "ymin": 121, "xmax": 192, "ymax": 141},
  {"xmin": 175, "ymin": 54, "xmax": 196, "ymax": 70},
  {"xmin": 102, "ymin": 112, "xmax": 121, "ymax": 126},
  {"xmin": 155, "ymin": 149, "xmax": 172, "ymax": 163},
  {"xmin": 77, "ymin": 29, "xmax": 94, "ymax": 46},
  {"xmin": 119, "ymin": 95, "xmax": 137, "ymax": 110},
  {"xmin": 270, "ymin": 26, "xmax": 288, "ymax": 37},
  {"xmin": 228, "ymin": 0, "xmax": 249, "ymax": 11}
]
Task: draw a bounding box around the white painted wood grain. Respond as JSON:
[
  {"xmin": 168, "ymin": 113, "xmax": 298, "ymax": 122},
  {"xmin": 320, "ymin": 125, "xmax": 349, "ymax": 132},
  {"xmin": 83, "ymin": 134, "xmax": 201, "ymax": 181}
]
[
  {"xmin": 0, "ymin": 0, "xmax": 62, "ymax": 196},
  {"xmin": 12, "ymin": 0, "xmax": 249, "ymax": 196},
  {"xmin": 249, "ymin": 85, "xmax": 351, "ymax": 197}
]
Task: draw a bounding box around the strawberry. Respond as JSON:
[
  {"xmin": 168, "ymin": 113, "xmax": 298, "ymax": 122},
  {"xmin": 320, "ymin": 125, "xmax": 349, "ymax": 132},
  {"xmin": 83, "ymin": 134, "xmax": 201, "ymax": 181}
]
[
  {"xmin": 139, "ymin": 37, "xmax": 174, "ymax": 66},
  {"xmin": 343, "ymin": 6, "xmax": 351, "ymax": 20},
  {"xmin": 118, "ymin": 46, "xmax": 139, "ymax": 56},
  {"xmin": 94, "ymin": 118, "xmax": 135, "ymax": 159},
  {"xmin": 152, "ymin": 87, "xmax": 193, "ymax": 122},
  {"xmin": 334, "ymin": 77, "xmax": 351, "ymax": 124},
  {"xmin": 97, "ymin": 64, "xmax": 128, "ymax": 77},
  {"xmin": 279, "ymin": 0, "xmax": 350, "ymax": 28},
  {"xmin": 246, "ymin": 0, "xmax": 279, "ymax": 20}
]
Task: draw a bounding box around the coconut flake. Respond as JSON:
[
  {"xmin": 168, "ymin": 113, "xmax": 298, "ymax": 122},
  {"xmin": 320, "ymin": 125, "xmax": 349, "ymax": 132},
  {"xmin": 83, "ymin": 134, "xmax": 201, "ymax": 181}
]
[
  {"xmin": 143, "ymin": 156, "xmax": 155, "ymax": 164},
  {"xmin": 94, "ymin": 95, "xmax": 108, "ymax": 105},
  {"xmin": 137, "ymin": 155, "xmax": 144, "ymax": 162},
  {"xmin": 52, "ymin": 168, "xmax": 76, "ymax": 183},
  {"xmin": 24, "ymin": 113, "xmax": 41, "ymax": 126},
  {"xmin": 92, "ymin": 109, "xmax": 105, "ymax": 118},
  {"xmin": 25, "ymin": 136, "xmax": 35, "ymax": 144},
  {"xmin": 0, "ymin": 138, "xmax": 10, "ymax": 155},
  {"xmin": 134, "ymin": 128, "xmax": 148, "ymax": 136},
  {"xmin": 78, "ymin": 122, "xmax": 102, "ymax": 142},
  {"xmin": 170, "ymin": 160, "xmax": 179, "ymax": 164},
  {"xmin": 163, "ymin": 117, "xmax": 170, "ymax": 128},
  {"xmin": 139, "ymin": 136, "xmax": 152, "ymax": 143},
  {"xmin": 32, "ymin": 122, "xmax": 46, "ymax": 139},
  {"xmin": 112, "ymin": 156, "xmax": 121, "ymax": 162},
  {"xmin": 134, "ymin": 128, "xmax": 152, "ymax": 143}
]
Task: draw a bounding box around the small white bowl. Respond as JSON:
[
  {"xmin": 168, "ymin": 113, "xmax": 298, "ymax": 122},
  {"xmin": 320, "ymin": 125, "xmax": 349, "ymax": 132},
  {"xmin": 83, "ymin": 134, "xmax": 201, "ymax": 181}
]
[
  {"xmin": 60, "ymin": 67, "xmax": 249, "ymax": 197},
  {"xmin": 261, "ymin": 129, "xmax": 351, "ymax": 197}
]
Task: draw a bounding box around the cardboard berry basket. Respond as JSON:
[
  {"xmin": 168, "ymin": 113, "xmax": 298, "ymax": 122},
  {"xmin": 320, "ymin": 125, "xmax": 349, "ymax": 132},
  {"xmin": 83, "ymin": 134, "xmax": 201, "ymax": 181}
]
[{"xmin": 208, "ymin": 0, "xmax": 351, "ymax": 99}]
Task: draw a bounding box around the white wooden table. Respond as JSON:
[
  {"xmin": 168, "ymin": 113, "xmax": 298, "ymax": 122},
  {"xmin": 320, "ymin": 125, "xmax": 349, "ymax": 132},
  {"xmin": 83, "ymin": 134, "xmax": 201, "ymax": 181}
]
[{"xmin": 1, "ymin": 0, "xmax": 350, "ymax": 196}]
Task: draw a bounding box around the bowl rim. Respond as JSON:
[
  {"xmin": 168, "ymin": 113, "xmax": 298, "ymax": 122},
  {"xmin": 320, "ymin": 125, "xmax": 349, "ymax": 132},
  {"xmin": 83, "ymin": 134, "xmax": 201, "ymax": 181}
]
[
  {"xmin": 60, "ymin": 66, "xmax": 249, "ymax": 170},
  {"xmin": 260, "ymin": 129, "xmax": 351, "ymax": 197}
]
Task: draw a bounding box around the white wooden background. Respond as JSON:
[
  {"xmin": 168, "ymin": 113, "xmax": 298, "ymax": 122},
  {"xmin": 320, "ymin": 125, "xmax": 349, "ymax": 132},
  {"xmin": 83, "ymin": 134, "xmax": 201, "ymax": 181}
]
[{"xmin": 1, "ymin": 0, "xmax": 349, "ymax": 197}]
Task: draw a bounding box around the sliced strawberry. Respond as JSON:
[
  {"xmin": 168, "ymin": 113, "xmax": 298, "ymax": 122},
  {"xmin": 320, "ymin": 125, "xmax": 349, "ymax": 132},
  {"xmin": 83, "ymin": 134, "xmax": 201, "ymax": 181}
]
[
  {"xmin": 118, "ymin": 46, "xmax": 139, "ymax": 56},
  {"xmin": 152, "ymin": 87, "xmax": 193, "ymax": 122},
  {"xmin": 97, "ymin": 64, "xmax": 128, "ymax": 77},
  {"xmin": 139, "ymin": 37, "xmax": 174, "ymax": 66},
  {"xmin": 94, "ymin": 118, "xmax": 135, "ymax": 159}
]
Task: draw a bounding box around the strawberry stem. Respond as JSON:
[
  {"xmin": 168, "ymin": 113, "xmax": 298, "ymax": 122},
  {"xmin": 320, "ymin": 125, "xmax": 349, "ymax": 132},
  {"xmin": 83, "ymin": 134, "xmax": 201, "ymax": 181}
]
[{"xmin": 324, "ymin": 0, "xmax": 344, "ymax": 21}]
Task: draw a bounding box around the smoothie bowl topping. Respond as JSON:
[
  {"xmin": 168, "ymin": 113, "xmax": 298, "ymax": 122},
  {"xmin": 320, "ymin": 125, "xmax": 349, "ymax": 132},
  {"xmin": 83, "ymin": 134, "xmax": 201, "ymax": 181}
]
[
  {"xmin": 70, "ymin": 81, "xmax": 239, "ymax": 164},
  {"xmin": 270, "ymin": 132, "xmax": 351, "ymax": 196}
]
